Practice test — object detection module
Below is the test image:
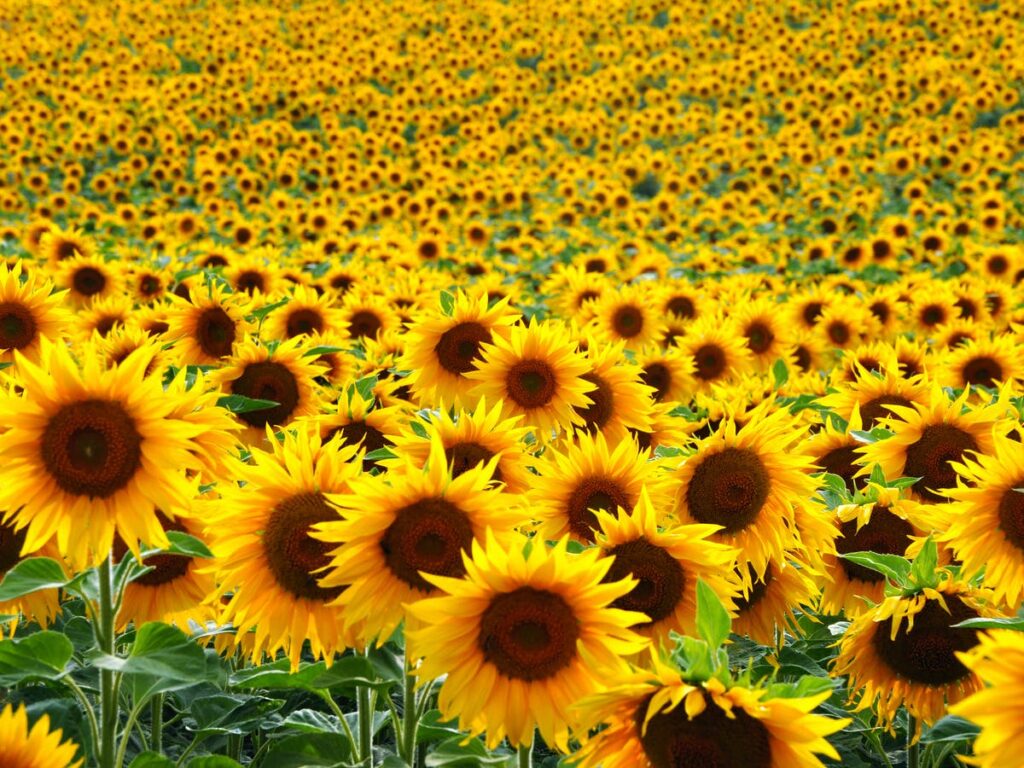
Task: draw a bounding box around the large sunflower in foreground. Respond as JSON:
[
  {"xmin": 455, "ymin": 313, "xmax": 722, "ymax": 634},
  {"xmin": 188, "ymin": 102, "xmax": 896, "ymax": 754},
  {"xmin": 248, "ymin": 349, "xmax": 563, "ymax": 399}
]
[
  {"xmin": 0, "ymin": 340, "xmax": 211, "ymax": 569},
  {"xmin": 0, "ymin": 704, "xmax": 82, "ymax": 768},
  {"xmin": 0, "ymin": 262, "xmax": 70, "ymax": 364},
  {"xmin": 672, "ymin": 405, "xmax": 818, "ymax": 578},
  {"xmin": 572, "ymin": 657, "xmax": 848, "ymax": 768},
  {"xmin": 315, "ymin": 437, "xmax": 528, "ymax": 646},
  {"xmin": 204, "ymin": 426, "xmax": 363, "ymax": 668},
  {"xmin": 592, "ymin": 487, "xmax": 739, "ymax": 646},
  {"xmin": 385, "ymin": 398, "xmax": 534, "ymax": 494},
  {"xmin": 819, "ymin": 488, "xmax": 930, "ymax": 616},
  {"xmin": 858, "ymin": 386, "xmax": 1008, "ymax": 502},
  {"xmin": 406, "ymin": 533, "xmax": 649, "ymax": 751},
  {"xmin": 401, "ymin": 289, "xmax": 519, "ymax": 410},
  {"xmin": 949, "ymin": 630, "xmax": 1024, "ymax": 768},
  {"xmin": 165, "ymin": 282, "xmax": 253, "ymax": 365},
  {"xmin": 833, "ymin": 578, "xmax": 997, "ymax": 728},
  {"xmin": 465, "ymin": 319, "xmax": 595, "ymax": 438},
  {"xmin": 941, "ymin": 434, "xmax": 1024, "ymax": 609},
  {"xmin": 530, "ymin": 430, "xmax": 675, "ymax": 544}
]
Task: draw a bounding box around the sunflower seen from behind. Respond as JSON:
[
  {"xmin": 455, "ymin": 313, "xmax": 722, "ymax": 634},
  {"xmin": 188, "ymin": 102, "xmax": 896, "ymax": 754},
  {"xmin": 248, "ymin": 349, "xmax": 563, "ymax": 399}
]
[
  {"xmin": 315, "ymin": 436, "xmax": 528, "ymax": 646},
  {"xmin": 406, "ymin": 532, "xmax": 649, "ymax": 751},
  {"xmin": 204, "ymin": 425, "xmax": 362, "ymax": 669}
]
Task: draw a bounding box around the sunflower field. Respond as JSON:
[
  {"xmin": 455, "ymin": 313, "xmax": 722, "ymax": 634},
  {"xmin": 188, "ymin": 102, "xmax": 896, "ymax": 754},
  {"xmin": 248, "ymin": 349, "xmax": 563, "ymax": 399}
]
[{"xmin": 1, "ymin": 0, "xmax": 1024, "ymax": 766}]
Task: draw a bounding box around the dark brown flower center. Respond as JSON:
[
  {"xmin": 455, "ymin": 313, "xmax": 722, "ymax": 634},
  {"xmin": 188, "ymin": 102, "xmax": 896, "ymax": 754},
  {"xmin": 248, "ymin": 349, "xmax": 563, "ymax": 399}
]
[
  {"xmin": 903, "ymin": 424, "xmax": 979, "ymax": 502},
  {"xmin": 113, "ymin": 511, "xmax": 192, "ymax": 587},
  {"xmin": 235, "ymin": 270, "xmax": 265, "ymax": 294},
  {"xmin": 686, "ymin": 448, "xmax": 770, "ymax": 534},
  {"xmin": 73, "ymin": 266, "xmax": 106, "ymax": 297},
  {"xmin": 667, "ymin": 296, "xmax": 695, "ymax": 319},
  {"xmin": 262, "ymin": 492, "xmax": 343, "ymax": 601},
  {"xmin": 479, "ymin": 587, "xmax": 580, "ymax": 681},
  {"xmin": 349, "ymin": 310, "xmax": 383, "ymax": 340},
  {"xmin": 445, "ymin": 442, "xmax": 500, "ymax": 482},
  {"xmin": 612, "ymin": 306, "xmax": 644, "ymax": 338},
  {"xmin": 285, "ymin": 308, "xmax": 324, "ymax": 338},
  {"xmin": 56, "ymin": 239, "xmax": 80, "ymax": 261},
  {"xmin": 997, "ymin": 485, "xmax": 1024, "ymax": 552},
  {"xmin": 637, "ymin": 691, "xmax": 772, "ymax": 768},
  {"xmin": 566, "ymin": 477, "xmax": 631, "ymax": 543},
  {"xmin": 605, "ymin": 537, "xmax": 685, "ymax": 625},
  {"xmin": 41, "ymin": 399, "xmax": 143, "ymax": 498},
  {"xmin": 641, "ymin": 362, "xmax": 671, "ymax": 402},
  {"xmin": 872, "ymin": 596, "xmax": 980, "ymax": 685},
  {"xmin": 693, "ymin": 344, "xmax": 727, "ymax": 381},
  {"xmin": 817, "ymin": 445, "xmax": 862, "ymax": 492},
  {"xmin": 330, "ymin": 421, "xmax": 390, "ymax": 471},
  {"xmin": 0, "ymin": 519, "xmax": 28, "ymax": 576},
  {"xmin": 577, "ymin": 372, "xmax": 614, "ymax": 432},
  {"xmin": 860, "ymin": 395, "xmax": 913, "ymax": 429},
  {"xmin": 802, "ymin": 302, "xmax": 824, "ymax": 326},
  {"xmin": 231, "ymin": 361, "xmax": 300, "ymax": 428},
  {"xmin": 960, "ymin": 356, "xmax": 1002, "ymax": 388},
  {"xmin": 0, "ymin": 301, "xmax": 37, "ymax": 350},
  {"xmin": 434, "ymin": 321, "xmax": 491, "ymax": 375},
  {"xmin": 506, "ymin": 359, "xmax": 557, "ymax": 409},
  {"xmin": 745, "ymin": 321, "xmax": 774, "ymax": 355},
  {"xmin": 196, "ymin": 306, "xmax": 236, "ymax": 358},
  {"xmin": 380, "ymin": 498, "xmax": 474, "ymax": 592},
  {"xmin": 837, "ymin": 510, "xmax": 914, "ymax": 583},
  {"xmin": 827, "ymin": 321, "xmax": 851, "ymax": 346}
]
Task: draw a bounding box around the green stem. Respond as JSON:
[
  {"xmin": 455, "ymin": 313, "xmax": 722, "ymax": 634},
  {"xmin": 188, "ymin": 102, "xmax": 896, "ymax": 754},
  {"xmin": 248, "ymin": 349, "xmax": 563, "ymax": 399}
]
[
  {"xmin": 518, "ymin": 741, "xmax": 532, "ymax": 768},
  {"xmin": 227, "ymin": 733, "xmax": 242, "ymax": 762},
  {"xmin": 150, "ymin": 694, "xmax": 163, "ymax": 756},
  {"xmin": 98, "ymin": 555, "xmax": 119, "ymax": 768},
  {"xmin": 174, "ymin": 734, "xmax": 206, "ymax": 767},
  {"xmin": 319, "ymin": 690, "xmax": 358, "ymax": 758},
  {"xmin": 358, "ymin": 682, "xmax": 373, "ymax": 764},
  {"xmin": 63, "ymin": 678, "xmax": 100, "ymax": 759},
  {"xmin": 401, "ymin": 664, "xmax": 419, "ymax": 767},
  {"xmin": 114, "ymin": 703, "xmax": 146, "ymax": 768},
  {"xmin": 907, "ymin": 715, "xmax": 920, "ymax": 768}
]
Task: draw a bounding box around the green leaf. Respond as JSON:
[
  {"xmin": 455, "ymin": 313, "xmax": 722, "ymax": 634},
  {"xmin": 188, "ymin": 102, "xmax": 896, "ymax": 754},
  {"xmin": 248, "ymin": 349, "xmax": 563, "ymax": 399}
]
[
  {"xmin": 920, "ymin": 715, "xmax": 980, "ymax": 743},
  {"xmin": 909, "ymin": 536, "xmax": 938, "ymax": 588},
  {"xmin": 188, "ymin": 759, "xmax": 244, "ymax": 768},
  {"xmin": 94, "ymin": 621, "xmax": 211, "ymax": 700},
  {"xmin": 354, "ymin": 375, "xmax": 376, "ymax": 401},
  {"xmin": 186, "ymin": 694, "xmax": 284, "ymax": 735},
  {"xmin": 278, "ymin": 709, "xmax": 344, "ymax": 734},
  {"xmin": 425, "ymin": 736, "xmax": 510, "ymax": 766},
  {"xmin": 839, "ymin": 551, "xmax": 911, "ymax": 584},
  {"xmin": 850, "ymin": 427, "xmax": 893, "ymax": 444},
  {"xmin": 302, "ymin": 345, "xmax": 347, "ymax": 357},
  {"xmin": 165, "ymin": 531, "xmax": 214, "ymax": 559},
  {"xmin": 129, "ymin": 753, "xmax": 176, "ymax": 768},
  {"xmin": 772, "ymin": 358, "xmax": 789, "ymax": 388},
  {"xmin": 260, "ymin": 733, "xmax": 352, "ymax": 767},
  {"xmin": 439, "ymin": 290, "xmax": 455, "ymax": 316},
  {"xmin": 695, "ymin": 579, "xmax": 731, "ymax": 650},
  {"xmin": 0, "ymin": 631, "xmax": 73, "ymax": 685},
  {"xmin": 249, "ymin": 297, "xmax": 289, "ymax": 321},
  {"xmin": 0, "ymin": 557, "xmax": 68, "ymax": 601},
  {"xmin": 952, "ymin": 616, "xmax": 1024, "ymax": 631},
  {"xmin": 216, "ymin": 394, "xmax": 279, "ymax": 414},
  {"xmin": 869, "ymin": 463, "xmax": 887, "ymax": 486},
  {"xmin": 887, "ymin": 475, "xmax": 922, "ymax": 489},
  {"xmin": 416, "ymin": 710, "xmax": 464, "ymax": 744}
]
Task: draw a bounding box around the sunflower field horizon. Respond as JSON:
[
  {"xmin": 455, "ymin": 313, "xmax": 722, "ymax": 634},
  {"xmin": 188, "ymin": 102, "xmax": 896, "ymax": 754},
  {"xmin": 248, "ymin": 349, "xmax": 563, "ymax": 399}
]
[{"xmin": 1, "ymin": 0, "xmax": 1023, "ymax": 766}]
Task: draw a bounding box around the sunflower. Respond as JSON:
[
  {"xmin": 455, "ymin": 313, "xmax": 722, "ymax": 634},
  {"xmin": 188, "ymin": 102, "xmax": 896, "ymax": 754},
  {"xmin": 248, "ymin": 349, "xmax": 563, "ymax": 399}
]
[
  {"xmin": 572, "ymin": 338, "xmax": 654, "ymax": 442},
  {"xmin": 546, "ymin": 266, "xmax": 610, "ymax": 322},
  {"xmin": 733, "ymin": 296, "xmax": 791, "ymax": 369},
  {"xmin": 820, "ymin": 363, "xmax": 929, "ymax": 430},
  {"xmin": 224, "ymin": 250, "xmax": 280, "ymax": 296},
  {"xmin": 806, "ymin": 405, "xmax": 869, "ymax": 493},
  {"xmin": 833, "ymin": 578, "xmax": 997, "ymax": 728},
  {"xmin": 531, "ymin": 430, "xmax": 675, "ymax": 544},
  {"xmin": 304, "ymin": 331, "xmax": 355, "ymax": 388},
  {"xmin": 858, "ymin": 386, "xmax": 1008, "ymax": 502},
  {"xmin": 627, "ymin": 401, "xmax": 695, "ymax": 453},
  {"xmin": 115, "ymin": 506, "xmax": 214, "ymax": 630},
  {"xmin": 672, "ymin": 405, "xmax": 818, "ymax": 578},
  {"xmin": 74, "ymin": 295, "xmax": 132, "ymax": 340},
  {"xmin": 589, "ymin": 284, "xmax": 664, "ymax": 350},
  {"xmin": 941, "ymin": 434, "xmax": 1024, "ymax": 609},
  {"xmin": 40, "ymin": 225, "xmax": 94, "ymax": 265},
  {"xmin": 939, "ymin": 333, "xmax": 1022, "ymax": 391},
  {"xmin": 0, "ymin": 339, "xmax": 211, "ymax": 569},
  {"xmin": 819, "ymin": 488, "xmax": 930, "ymax": 617},
  {"xmin": 339, "ymin": 291, "xmax": 399, "ymax": 342},
  {"xmin": 591, "ymin": 486, "xmax": 738, "ymax": 646},
  {"xmin": 308, "ymin": 386, "xmax": 406, "ymax": 472},
  {"xmin": 732, "ymin": 555, "xmax": 820, "ymax": 645},
  {"xmin": 635, "ymin": 344, "xmax": 694, "ymax": 406},
  {"xmin": 401, "ymin": 289, "xmax": 519, "ymax": 410},
  {"xmin": 385, "ymin": 398, "xmax": 533, "ymax": 494},
  {"xmin": 406, "ymin": 533, "xmax": 648, "ymax": 750},
  {"xmin": 674, "ymin": 315, "xmax": 753, "ymax": 393},
  {"xmin": 572, "ymin": 657, "xmax": 848, "ymax": 768},
  {"xmin": 948, "ymin": 630, "xmax": 1024, "ymax": 768},
  {"xmin": 0, "ymin": 704, "xmax": 82, "ymax": 768},
  {"xmin": 315, "ymin": 437, "xmax": 528, "ymax": 646},
  {"xmin": 96, "ymin": 325, "xmax": 170, "ymax": 379},
  {"xmin": 0, "ymin": 262, "xmax": 70, "ymax": 364},
  {"xmin": 204, "ymin": 426, "xmax": 361, "ymax": 668},
  {"xmin": 55, "ymin": 253, "xmax": 123, "ymax": 306},
  {"xmin": 658, "ymin": 279, "xmax": 706, "ymax": 322},
  {"xmin": 211, "ymin": 336, "xmax": 325, "ymax": 438},
  {"xmin": 465, "ymin": 318, "xmax": 595, "ymax": 438},
  {"xmin": 263, "ymin": 284, "xmax": 346, "ymax": 341}
]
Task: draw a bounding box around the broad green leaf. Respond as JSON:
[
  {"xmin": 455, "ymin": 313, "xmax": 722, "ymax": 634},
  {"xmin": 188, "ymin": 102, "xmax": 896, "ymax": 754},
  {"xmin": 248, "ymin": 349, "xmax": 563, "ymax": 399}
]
[
  {"xmin": 953, "ymin": 616, "xmax": 1024, "ymax": 631},
  {"xmin": 695, "ymin": 579, "xmax": 731, "ymax": 650},
  {"xmin": 188, "ymin": 759, "xmax": 244, "ymax": 768},
  {"xmin": 165, "ymin": 531, "xmax": 214, "ymax": 559},
  {"xmin": 259, "ymin": 733, "xmax": 352, "ymax": 767},
  {"xmin": 303, "ymin": 345, "xmax": 347, "ymax": 357},
  {"xmin": 439, "ymin": 290, "xmax": 455, "ymax": 315},
  {"xmin": 216, "ymin": 394, "xmax": 279, "ymax": 413},
  {"xmin": 425, "ymin": 736, "xmax": 511, "ymax": 766},
  {"xmin": 0, "ymin": 631, "xmax": 73, "ymax": 685},
  {"xmin": 249, "ymin": 297, "xmax": 289, "ymax": 321},
  {"xmin": 909, "ymin": 536, "xmax": 938, "ymax": 588},
  {"xmin": 278, "ymin": 709, "xmax": 343, "ymax": 734},
  {"xmin": 839, "ymin": 551, "xmax": 911, "ymax": 584},
  {"xmin": 0, "ymin": 557, "xmax": 68, "ymax": 601},
  {"xmin": 772, "ymin": 358, "xmax": 789, "ymax": 388},
  {"xmin": 416, "ymin": 710, "xmax": 464, "ymax": 744},
  {"xmin": 129, "ymin": 753, "xmax": 176, "ymax": 768},
  {"xmin": 185, "ymin": 694, "xmax": 284, "ymax": 735},
  {"xmin": 921, "ymin": 715, "xmax": 980, "ymax": 743},
  {"xmin": 94, "ymin": 621, "xmax": 212, "ymax": 700}
]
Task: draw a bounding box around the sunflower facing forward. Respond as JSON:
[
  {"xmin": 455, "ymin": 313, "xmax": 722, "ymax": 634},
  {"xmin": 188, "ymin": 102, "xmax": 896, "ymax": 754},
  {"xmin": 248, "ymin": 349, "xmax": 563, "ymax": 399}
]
[
  {"xmin": 0, "ymin": 262, "xmax": 70, "ymax": 364},
  {"xmin": 406, "ymin": 532, "xmax": 649, "ymax": 751},
  {"xmin": 465, "ymin": 318, "xmax": 595, "ymax": 438},
  {"xmin": 572, "ymin": 657, "xmax": 848, "ymax": 768},
  {"xmin": 0, "ymin": 339, "xmax": 216, "ymax": 569},
  {"xmin": 204, "ymin": 426, "xmax": 363, "ymax": 668}
]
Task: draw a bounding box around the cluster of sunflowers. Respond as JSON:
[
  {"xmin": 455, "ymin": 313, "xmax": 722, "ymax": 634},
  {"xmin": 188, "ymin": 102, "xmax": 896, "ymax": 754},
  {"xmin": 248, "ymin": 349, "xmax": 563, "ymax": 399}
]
[{"xmin": 2, "ymin": 0, "xmax": 1024, "ymax": 766}]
